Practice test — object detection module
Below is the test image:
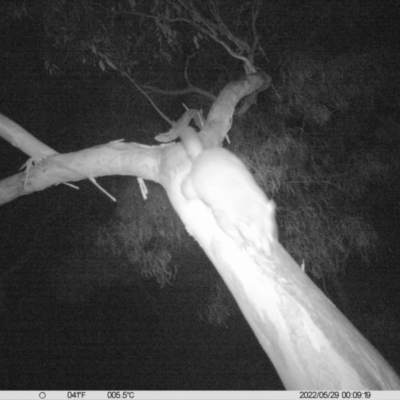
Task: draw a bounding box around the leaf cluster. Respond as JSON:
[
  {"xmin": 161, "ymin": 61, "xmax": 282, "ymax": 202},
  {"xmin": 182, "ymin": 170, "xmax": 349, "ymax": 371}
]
[
  {"xmin": 96, "ymin": 180, "xmax": 187, "ymax": 287},
  {"xmin": 231, "ymin": 50, "xmax": 399, "ymax": 282}
]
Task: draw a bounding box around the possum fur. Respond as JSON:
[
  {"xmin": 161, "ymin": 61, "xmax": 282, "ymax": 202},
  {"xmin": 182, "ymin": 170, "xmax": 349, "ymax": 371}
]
[{"xmin": 180, "ymin": 127, "xmax": 277, "ymax": 254}]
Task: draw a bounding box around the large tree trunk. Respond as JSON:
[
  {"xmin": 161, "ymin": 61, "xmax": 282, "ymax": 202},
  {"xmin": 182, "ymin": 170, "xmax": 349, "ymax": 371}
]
[{"xmin": 161, "ymin": 143, "xmax": 400, "ymax": 389}]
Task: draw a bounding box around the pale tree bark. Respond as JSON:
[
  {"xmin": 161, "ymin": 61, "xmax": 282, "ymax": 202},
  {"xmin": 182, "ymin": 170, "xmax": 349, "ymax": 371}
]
[{"xmin": 0, "ymin": 73, "xmax": 399, "ymax": 390}]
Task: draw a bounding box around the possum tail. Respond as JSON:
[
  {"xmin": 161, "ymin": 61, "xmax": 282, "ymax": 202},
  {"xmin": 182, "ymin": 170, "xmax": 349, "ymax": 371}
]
[{"xmin": 179, "ymin": 127, "xmax": 204, "ymax": 161}]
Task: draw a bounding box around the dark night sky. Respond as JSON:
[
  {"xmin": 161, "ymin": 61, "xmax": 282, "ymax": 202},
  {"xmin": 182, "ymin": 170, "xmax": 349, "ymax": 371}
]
[{"xmin": 1, "ymin": 0, "xmax": 400, "ymax": 391}]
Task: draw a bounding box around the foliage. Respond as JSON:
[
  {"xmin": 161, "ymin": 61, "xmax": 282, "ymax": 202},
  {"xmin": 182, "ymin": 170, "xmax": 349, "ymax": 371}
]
[
  {"xmin": 275, "ymin": 52, "xmax": 383, "ymax": 124},
  {"xmin": 197, "ymin": 280, "xmax": 236, "ymax": 327},
  {"xmin": 96, "ymin": 181, "xmax": 186, "ymax": 287},
  {"xmin": 231, "ymin": 50, "xmax": 398, "ymax": 281},
  {"xmin": 39, "ymin": 0, "xmax": 188, "ymax": 79}
]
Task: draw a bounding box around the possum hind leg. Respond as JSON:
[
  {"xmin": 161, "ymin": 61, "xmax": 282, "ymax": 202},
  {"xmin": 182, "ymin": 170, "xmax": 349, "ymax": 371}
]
[
  {"xmin": 181, "ymin": 175, "xmax": 246, "ymax": 247},
  {"xmin": 212, "ymin": 208, "xmax": 248, "ymax": 248},
  {"xmin": 181, "ymin": 175, "xmax": 198, "ymax": 201}
]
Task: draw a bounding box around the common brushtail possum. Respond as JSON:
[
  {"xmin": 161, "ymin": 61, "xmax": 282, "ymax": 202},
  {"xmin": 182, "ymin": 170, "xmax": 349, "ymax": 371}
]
[{"xmin": 180, "ymin": 127, "xmax": 277, "ymax": 255}]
